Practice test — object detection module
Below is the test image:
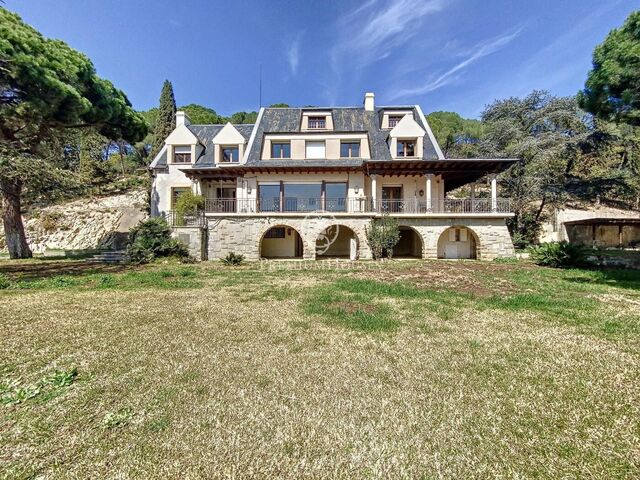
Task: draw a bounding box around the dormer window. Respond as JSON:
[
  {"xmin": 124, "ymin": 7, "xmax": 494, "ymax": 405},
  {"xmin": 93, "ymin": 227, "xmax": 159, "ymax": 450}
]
[
  {"xmin": 221, "ymin": 146, "xmax": 239, "ymax": 163},
  {"xmin": 340, "ymin": 141, "xmax": 360, "ymax": 158},
  {"xmin": 308, "ymin": 116, "xmax": 326, "ymax": 129},
  {"xmin": 271, "ymin": 142, "xmax": 291, "ymax": 159},
  {"xmin": 173, "ymin": 146, "xmax": 191, "ymax": 163},
  {"xmin": 397, "ymin": 140, "xmax": 416, "ymax": 157},
  {"xmin": 388, "ymin": 115, "xmax": 403, "ymax": 128}
]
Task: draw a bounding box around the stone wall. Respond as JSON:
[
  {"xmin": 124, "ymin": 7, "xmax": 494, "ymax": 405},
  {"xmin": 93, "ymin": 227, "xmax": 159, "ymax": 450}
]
[
  {"xmin": 171, "ymin": 227, "xmax": 207, "ymax": 260},
  {"xmin": 203, "ymin": 215, "xmax": 514, "ymax": 261}
]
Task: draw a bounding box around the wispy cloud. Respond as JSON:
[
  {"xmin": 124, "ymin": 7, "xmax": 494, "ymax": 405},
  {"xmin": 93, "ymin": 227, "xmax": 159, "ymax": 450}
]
[
  {"xmin": 286, "ymin": 33, "xmax": 303, "ymax": 76},
  {"xmin": 388, "ymin": 28, "xmax": 523, "ymax": 100}
]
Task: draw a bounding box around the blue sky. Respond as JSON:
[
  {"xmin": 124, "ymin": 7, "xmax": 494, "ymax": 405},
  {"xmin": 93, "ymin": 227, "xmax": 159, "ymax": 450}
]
[{"xmin": 7, "ymin": 0, "xmax": 638, "ymax": 118}]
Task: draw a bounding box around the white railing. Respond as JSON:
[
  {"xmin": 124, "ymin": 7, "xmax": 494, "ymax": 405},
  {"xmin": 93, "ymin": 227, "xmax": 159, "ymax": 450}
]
[{"xmin": 204, "ymin": 197, "xmax": 511, "ymax": 214}]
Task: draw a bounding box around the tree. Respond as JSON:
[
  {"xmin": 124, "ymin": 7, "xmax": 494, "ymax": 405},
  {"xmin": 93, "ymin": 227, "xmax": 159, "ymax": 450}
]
[
  {"xmin": 426, "ymin": 111, "xmax": 484, "ymax": 157},
  {"xmin": 365, "ymin": 215, "xmax": 401, "ymax": 259},
  {"xmin": 578, "ymin": 11, "xmax": 640, "ymax": 127},
  {"xmin": 229, "ymin": 110, "xmax": 259, "ymax": 124},
  {"xmin": 0, "ymin": 9, "xmax": 147, "ymax": 258},
  {"xmin": 481, "ymin": 91, "xmax": 590, "ymax": 245},
  {"xmin": 180, "ymin": 104, "xmax": 225, "ymax": 124},
  {"xmin": 150, "ymin": 80, "xmax": 176, "ymax": 158}
]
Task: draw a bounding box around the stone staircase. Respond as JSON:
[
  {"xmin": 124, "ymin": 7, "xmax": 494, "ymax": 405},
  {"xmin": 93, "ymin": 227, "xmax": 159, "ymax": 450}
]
[{"xmin": 89, "ymin": 250, "xmax": 128, "ymax": 264}]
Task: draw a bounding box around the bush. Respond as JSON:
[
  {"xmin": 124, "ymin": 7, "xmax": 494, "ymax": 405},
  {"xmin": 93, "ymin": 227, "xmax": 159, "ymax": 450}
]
[
  {"xmin": 0, "ymin": 273, "xmax": 11, "ymax": 290},
  {"xmin": 365, "ymin": 215, "xmax": 401, "ymax": 259},
  {"xmin": 221, "ymin": 252, "xmax": 244, "ymax": 266},
  {"xmin": 174, "ymin": 192, "xmax": 205, "ymax": 215},
  {"xmin": 126, "ymin": 217, "xmax": 189, "ymax": 264},
  {"xmin": 529, "ymin": 241, "xmax": 588, "ymax": 268}
]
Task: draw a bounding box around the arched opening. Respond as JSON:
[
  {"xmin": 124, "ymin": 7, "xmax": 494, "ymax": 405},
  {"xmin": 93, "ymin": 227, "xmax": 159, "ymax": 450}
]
[
  {"xmin": 437, "ymin": 226, "xmax": 479, "ymax": 259},
  {"xmin": 316, "ymin": 225, "xmax": 359, "ymax": 260},
  {"xmin": 260, "ymin": 225, "xmax": 304, "ymax": 259},
  {"xmin": 394, "ymin": 226, "xmax": 424, "ymax": 258}
]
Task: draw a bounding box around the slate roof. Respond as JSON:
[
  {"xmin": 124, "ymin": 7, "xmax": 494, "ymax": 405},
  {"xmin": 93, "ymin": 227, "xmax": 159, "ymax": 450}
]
[
  {"xmin": 243, "ymin": 106, "xmax": 440, "ymax": 165},
  {"xmin": 191, "ymin": 124, "xmax": 254, "ymax": 166}
]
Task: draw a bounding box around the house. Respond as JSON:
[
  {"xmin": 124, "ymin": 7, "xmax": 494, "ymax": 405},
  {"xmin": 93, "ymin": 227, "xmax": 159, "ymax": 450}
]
[{"xmin": 149, "ymin": 92, "xmax": 517, "ymax": 261}]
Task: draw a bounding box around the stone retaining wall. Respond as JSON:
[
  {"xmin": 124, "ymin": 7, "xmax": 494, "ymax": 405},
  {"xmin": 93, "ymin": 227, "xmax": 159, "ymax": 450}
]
[{"xmin": 201, "ymin": 215, "xmax": 514, "ymax": 261}]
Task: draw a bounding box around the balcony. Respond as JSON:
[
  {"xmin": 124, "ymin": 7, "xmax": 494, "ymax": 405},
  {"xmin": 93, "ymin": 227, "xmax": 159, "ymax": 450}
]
[{"xmin": 204, "ymin": 197, "xmax": 511, "ymax": 215}]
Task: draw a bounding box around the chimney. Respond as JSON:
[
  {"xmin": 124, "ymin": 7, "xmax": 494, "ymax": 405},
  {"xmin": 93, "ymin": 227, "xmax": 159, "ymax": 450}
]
[
  {"xmin": 363, "ymin": 92, "xmax": 375, "ymax": 111},
  {"xmin": 176, "ymin": 111, "xmax": 191, "ymax": 127}
]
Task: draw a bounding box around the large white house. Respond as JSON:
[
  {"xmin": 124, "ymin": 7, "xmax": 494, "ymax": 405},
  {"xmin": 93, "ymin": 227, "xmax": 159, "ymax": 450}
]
[{"xmin": 149, "ymin": 92, "xmax": 517, "ymax": 261}]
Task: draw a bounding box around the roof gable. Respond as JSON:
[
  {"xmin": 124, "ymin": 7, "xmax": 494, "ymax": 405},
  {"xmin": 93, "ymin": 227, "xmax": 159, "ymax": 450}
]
[
  {"xmin": 165, "ymin": 124, "xmax": 199, "ymax": 145},
  {"xmin": 212, "ymin": 122, "xmax": 246, "ymax": 145},
  {"xmin": 389, "ymin": 115, "xmax": 425, "ymax": 138}
]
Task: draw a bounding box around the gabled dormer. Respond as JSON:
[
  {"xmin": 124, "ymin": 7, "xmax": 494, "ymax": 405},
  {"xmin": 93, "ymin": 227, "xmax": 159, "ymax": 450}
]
[
  {"xmin": 165, "ymin": 111, "xmax": 201, "ymax": 165},
  {"xmin": 388, "ymin": 114, "xmax": 426, "ymax": 159},
  {"xmin": 213, "ymin": 122, "xmax": 246, "ymax": 164},
  {"xmin": 301, "ymin": 111, "xmax": 333, "ymax": 131},
  {"xmin": 381, "ymin": 110, "xmax": 413, "ymax": 129}
]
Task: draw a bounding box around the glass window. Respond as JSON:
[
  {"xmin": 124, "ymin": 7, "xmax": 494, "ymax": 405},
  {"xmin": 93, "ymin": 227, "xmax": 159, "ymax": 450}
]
[
  {"xmin": 308, "ymin": 116, "xmax": 326, "ymax": 129},
  {"xmin": 271, "ymin": 142, "xmax": 290, "ymax": 159},
  {"xmin": 259, "ymin": 184, "xmax": 281, "ymax": 212},
  {"xmin": 325, "ymin": 183, "xmax": 347, "ymax": 212},
  {"xmin": 305, "ymin": 141, "xmax": 325, "ymax": 159},
  {"xmin": 173, "ymin": 146, "xmax": 191, "ymax": 163},
  {"xmin": 283, "ymin": 183, "xmax": 322, "ymax": 212},
  {"xmin": 221, "ymin": 146, "xmax": 239, "ymax": 163},
  {"xmin": 397, "ymin": 140, "xmax": 416, "ymax": 157},
  {"xmin": 340, "ymin": 142, "xmax": 360, "ymax": 158},
  {"xmin": 264, "ymin": 227, "xmax": 285, "ymax": 239}
]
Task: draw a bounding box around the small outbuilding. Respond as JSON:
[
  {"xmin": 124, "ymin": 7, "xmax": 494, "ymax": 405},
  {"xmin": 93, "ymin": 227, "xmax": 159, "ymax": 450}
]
[{"xmin": 563, "ymin": 217, "xmax": 640, "ymax": 248}]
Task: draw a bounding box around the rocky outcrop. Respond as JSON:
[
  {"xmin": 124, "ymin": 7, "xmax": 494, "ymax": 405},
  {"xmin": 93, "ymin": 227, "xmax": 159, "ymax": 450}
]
[{"xmin": 0, "ymin": 190, "xmax": 148, "ymax": 254}]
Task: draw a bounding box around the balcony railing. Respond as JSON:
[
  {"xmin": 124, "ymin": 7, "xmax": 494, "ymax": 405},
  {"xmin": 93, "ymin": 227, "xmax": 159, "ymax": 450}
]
[
  {"xmin": 164, "ymin": 210, "xmax": 207, "ymax": 227},
  {"xmin": 204, "ymin": 197, "xmax": 511, "ymax": 214}
]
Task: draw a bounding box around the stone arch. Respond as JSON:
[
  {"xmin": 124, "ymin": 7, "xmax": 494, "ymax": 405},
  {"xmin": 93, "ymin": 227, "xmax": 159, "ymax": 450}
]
[
  {"xmin": 259, "ymin": 224, "xmax": 304, "ymax": 259},
  {"xmin": 315, "ymin": 224, "xmax": 361, "ymax": 260},
  {"xmin": 437, "ymin": 225, "xmax": 480, "ymax": 259},
  {"xmin": 395, "ymin": 225, "xmax": 424, "ymax": 258}
]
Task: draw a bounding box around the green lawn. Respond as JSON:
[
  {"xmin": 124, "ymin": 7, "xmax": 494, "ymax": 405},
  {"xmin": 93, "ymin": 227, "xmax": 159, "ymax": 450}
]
[{"xmin": 1, "ymin": 259, "xmax": 639, "ymax": 478}]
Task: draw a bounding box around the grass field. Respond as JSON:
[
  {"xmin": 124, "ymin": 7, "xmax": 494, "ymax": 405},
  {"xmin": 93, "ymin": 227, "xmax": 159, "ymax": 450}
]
[{"xmin": 1, "ymin": 258, "xmax": 639, "ymax": 478}]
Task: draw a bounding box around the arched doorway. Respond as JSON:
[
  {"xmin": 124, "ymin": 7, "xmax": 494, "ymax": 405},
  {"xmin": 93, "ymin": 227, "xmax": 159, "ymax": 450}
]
[
  {"xmin": 260, "ymin": 225, "xmax": 304, "ymax": 259},
  {"xmin": 437, "ymin": 226, "xmax": 479, "ymax": 259},
  {"xmin": 394, "ymin": 226, "xmax": 423, "ymax": 258},
  {"xmin": 316, "ymin": 225, "xmax": 359, "ymax": 260}
]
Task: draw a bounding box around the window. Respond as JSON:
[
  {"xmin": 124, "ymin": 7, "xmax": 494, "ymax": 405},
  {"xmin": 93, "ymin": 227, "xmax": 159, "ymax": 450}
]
[
  {"xmin": 171, "ymin": 187, "xmax": 191, "ymax": 209},
  {"xmin": 259, "ymin": 184, "xmax": 281, "ymax": 212},
  {"xmin": 271, "ymin": 142, "xmax": 290, "ymax": 159},
  {"xmin": 388, "ymin": 115, "xmax": 403, "ymax": 128},
  {"xmin": 340, "ymin": 141, "xmax": 360, "ymax": 158},
  {"xmin": 325, "ymin": 183, "xmax": 347, "ymax": 212},
  {"xmin": 308, "ymin": 116, "xmax": 326, "ymax": 129},
  {"xmin": 397, "ymin": 140, "xmax": 416, "ymax": 157},
  {"xmin": 173, "ymin": 146, "xmax": 191, "ymax": 163},
  {"xmin": 284, "ymin": 183, "xmax": 322, "ymax": 212},
  {"xmin": 221, "ymin": 146, "xmax": 239, "ymax": 163},
  {"xmin": 305, "ymin": 141, "xmax": 325, "ymax": 159},
  {"xmin": 264, "ymin": 227, "xmax": 286, "ymax": 239}
]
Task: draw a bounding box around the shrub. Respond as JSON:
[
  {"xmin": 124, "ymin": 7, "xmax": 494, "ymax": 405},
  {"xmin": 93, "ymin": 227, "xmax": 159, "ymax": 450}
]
[
  {"xmin": 40, "ymin": 211, "xmax": 65, "ymax": 233},
  {"xmin": 529, "ymin": 241, "xmax": 588, "ymax": 268},
  {"xmin": 174, "ymin": 192, "xmax": 205, "ymax": 215},
  {"xmin": 0, "ymin": 273, "xmax": 11, "ymax": 290},
  {"xmin": 221, "ymin": 252, "xmax": 244, "ymax": 266},
  {"xmin": 126, "ymin": 217, "xmax": 189, "ymax": 264},
  {"xmin": 365, "ymin": 215, "xmax": 401, "ymax": 259}
]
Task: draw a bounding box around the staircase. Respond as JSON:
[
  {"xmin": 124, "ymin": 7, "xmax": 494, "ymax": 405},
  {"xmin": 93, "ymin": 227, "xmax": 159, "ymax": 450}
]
[{"xmin": 89, "ymin": 250, "xmax": 128, "ymax": 264}]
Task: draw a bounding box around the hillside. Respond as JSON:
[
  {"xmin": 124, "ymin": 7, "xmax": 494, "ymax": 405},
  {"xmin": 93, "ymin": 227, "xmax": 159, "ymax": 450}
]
[{"xmin": 0, "ymin": 189, "xmax": 148, "ymax": 255}]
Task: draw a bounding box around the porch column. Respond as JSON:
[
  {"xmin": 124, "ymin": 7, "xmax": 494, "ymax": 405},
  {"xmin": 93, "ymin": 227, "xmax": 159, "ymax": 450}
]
[
  {"xmin": 425, "ymin": 174, "xmax": 433, "ymax": 212},
  {"xmin": 490, "ymin": 174, "xmax": 498, "ymax": 212},
  {"xmin": 470, "ymin": 182, "xmax": 475, "ymax": 212},
  {"xmin": 371, "ymin": 175, "xmax": 378, "ymax": 212}
]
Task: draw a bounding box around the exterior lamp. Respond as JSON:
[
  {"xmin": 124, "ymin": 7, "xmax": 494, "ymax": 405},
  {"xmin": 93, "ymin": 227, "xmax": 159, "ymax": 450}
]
[
  {"xmin": 354, "ymin": 185, "xmax": 360, "ymax": 194},
  {"xmin": 419, "ymin": 189, "xmax": 424, "ymax": 197}
]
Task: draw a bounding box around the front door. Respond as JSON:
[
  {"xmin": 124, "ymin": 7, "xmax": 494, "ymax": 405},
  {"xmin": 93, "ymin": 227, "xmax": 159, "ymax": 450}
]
[
  {"xmin": 216, "ymin": 187, "xmax": 236, "ymax": 212},
  {"xmin": 382, "ymin": 186, "xmax": 403, "ymax": 213}
]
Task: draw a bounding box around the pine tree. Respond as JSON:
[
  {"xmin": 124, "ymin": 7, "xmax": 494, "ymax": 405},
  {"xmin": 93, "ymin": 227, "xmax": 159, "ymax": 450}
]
[{"xmin": 151, "ymin": 80, "xmax": 177, "ymax": 157}]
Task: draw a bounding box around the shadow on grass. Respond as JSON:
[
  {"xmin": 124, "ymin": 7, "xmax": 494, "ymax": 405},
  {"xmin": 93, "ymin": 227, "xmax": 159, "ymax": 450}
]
[
  {"xmin": 0, "ymin": 259, "xmax": 133, "ymax": 281},
  {"xmin": 563, "ymin": 268, "xmax": 640, "ymax": 291}
]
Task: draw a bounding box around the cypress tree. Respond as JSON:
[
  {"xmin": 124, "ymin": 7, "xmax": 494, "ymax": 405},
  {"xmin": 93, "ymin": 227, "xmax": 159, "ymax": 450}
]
[{"xmin": 151, "ymin": 80, "xmax": 177, "ymax": 157}]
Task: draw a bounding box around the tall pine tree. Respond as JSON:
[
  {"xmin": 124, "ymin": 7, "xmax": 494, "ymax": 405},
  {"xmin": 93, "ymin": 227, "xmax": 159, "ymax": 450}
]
[{"xmin": 151, "ymin": 80, "xmax": 177, "ymax": 157}]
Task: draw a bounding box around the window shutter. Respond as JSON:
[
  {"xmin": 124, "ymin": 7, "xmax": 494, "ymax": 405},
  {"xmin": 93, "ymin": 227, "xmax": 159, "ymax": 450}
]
[
  {"xmin": 449, "ymin": 229, "xmax": 457, "ymax": 242},
  {"xmin": 305, "ymin": 141, "xmax": 325, "ymax": 159},
  {"xmin": 460, "ymin": 229, "xmax": 468, "ymax": 242}
]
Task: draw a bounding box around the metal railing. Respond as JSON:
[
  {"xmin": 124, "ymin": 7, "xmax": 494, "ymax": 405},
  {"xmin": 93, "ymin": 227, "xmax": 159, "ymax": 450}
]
[
  {"xmin": 164, "ymin": 210, "xmax": 207, "ymax": 227},
  {"xmin": 203, "ymin": 197, "xmax": 511, "ymax": 214}
]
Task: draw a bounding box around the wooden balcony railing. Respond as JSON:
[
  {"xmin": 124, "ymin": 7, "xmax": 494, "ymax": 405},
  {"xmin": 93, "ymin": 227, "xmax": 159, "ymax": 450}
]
[{"xmin": 203, "ymin": 197, "xmax": 511, "ymax": 214}]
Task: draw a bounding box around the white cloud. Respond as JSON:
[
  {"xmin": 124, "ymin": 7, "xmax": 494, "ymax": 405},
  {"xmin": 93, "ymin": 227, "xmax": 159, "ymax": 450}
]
[
  {"xmin": 286, "ymin": 33, "xmax": 303, "ymax": 76},
  {"xmin": 388, "ymin": 28, "xmax": 523, "ymax": 100}
]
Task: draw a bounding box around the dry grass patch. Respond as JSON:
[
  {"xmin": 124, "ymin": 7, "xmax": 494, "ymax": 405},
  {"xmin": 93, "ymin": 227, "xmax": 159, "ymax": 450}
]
[{"xmin": 0, "ymin": 259, "xmax": 638, "ymax": 478}]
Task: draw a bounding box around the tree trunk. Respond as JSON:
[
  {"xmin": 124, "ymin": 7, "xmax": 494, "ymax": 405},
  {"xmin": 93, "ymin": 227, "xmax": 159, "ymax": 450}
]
[{"xmin": 1, "ymin": 178, "xmax": 32, "ymax": 259}]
